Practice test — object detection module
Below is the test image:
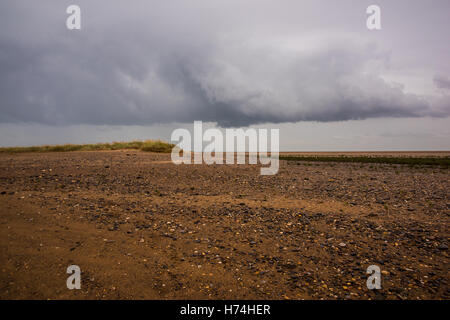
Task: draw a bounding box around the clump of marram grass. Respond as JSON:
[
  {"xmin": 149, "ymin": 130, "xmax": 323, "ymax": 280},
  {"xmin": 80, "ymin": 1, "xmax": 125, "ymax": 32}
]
[
  {"xmin": 0, "ymin": 140, "xmax": 175, "ymax": 154},
  {"xmin": 140, "ymin": 140, "xmax": 174, "ymax": 153},
  {"xmin": 279, "ymin": 155, "xmax": 450, "ymax": 167}
]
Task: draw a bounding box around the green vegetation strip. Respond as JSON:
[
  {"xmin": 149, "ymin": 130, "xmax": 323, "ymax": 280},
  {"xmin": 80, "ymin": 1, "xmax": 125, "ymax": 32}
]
[
  {"xmin": 279, "ymin": 155, "xmax": 450, "ymax": 167},
  {"xmin": 0, "ymin": 140, "xmax": 174, "ymax": 154}
]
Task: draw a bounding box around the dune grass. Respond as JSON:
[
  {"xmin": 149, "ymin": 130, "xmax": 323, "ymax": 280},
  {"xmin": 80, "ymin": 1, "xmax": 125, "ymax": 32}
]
[
  {"xmin": 0, "ymin": 140, "xmax": 175, "ymax": 154},
  {"xmin": 279, "ymin": 155, "xmax": 450, "ymax": 167}
]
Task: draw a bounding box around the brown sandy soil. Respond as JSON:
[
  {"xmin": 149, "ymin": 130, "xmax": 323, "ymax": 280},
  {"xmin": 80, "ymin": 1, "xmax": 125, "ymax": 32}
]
[{"xmin": 0, "ymin": 150, "xmax": 448, "ymax": 300}]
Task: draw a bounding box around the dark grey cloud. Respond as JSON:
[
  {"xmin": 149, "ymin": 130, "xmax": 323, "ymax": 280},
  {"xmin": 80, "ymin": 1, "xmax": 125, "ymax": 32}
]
[
  {"xmin": 434, "ymin": 75, "xmax": 450, "ymax": 90},
  {"xmin": 1, "ymin": 0, "xmax": 449, "ymax": 127}
]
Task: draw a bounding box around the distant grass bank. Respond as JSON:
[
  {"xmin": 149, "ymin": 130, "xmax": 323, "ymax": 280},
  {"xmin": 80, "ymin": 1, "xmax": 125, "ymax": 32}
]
[
  {"xmin": 279, "ymin": 155, "xmax": 450, "ymax": 167},
  {"xmin": 0, "ymin": 140, "xmax": 174, "ymax": 154}
]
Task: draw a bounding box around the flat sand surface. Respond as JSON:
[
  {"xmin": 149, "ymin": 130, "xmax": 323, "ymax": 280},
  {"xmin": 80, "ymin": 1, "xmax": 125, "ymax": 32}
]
[
  {"xmin": 0, "ymin": 151, "xmax": 448, "ymax": 299},
  {"xmin": 281, "ymin": 151, "xmax": 450, "ymax": 157}
]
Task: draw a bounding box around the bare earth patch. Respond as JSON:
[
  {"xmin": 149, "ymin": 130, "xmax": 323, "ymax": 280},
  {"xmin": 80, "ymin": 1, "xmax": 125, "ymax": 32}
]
[{"xmin": 0, "ymin": 150, "xmax": 448, "ymax": 299}]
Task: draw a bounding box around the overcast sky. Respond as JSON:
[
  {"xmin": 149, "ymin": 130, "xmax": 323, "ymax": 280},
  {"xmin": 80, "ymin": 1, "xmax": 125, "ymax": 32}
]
[{"xmin": 1, "ymin": 0, "xmax": 449, "ymax": 149}]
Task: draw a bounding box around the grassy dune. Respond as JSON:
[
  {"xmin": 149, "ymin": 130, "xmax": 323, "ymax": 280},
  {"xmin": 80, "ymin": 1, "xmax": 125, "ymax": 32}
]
[
  {"xmin": 279, "ymin": 155, "xmax": 450, "ymax": 167},
  {"xmin": 0, "ymin": 140, "xmax": 174, "ymax": 154}
]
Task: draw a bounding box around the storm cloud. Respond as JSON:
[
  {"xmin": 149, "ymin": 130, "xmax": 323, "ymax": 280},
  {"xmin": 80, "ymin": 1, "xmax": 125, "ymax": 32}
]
[
  {"xmin": 434, "ymin": 75, "xmax": 450, "ymax": 90},
  {"xmin": 1, "ymin": 0, "xmax": 449, "ymax": 127}
]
